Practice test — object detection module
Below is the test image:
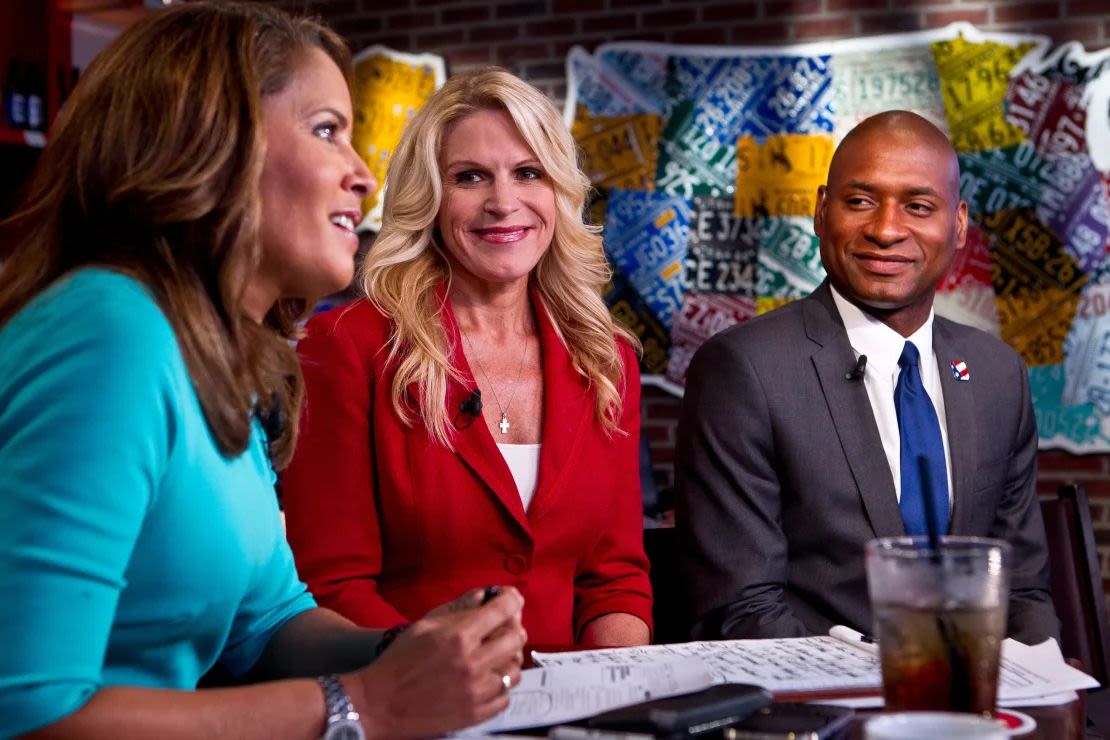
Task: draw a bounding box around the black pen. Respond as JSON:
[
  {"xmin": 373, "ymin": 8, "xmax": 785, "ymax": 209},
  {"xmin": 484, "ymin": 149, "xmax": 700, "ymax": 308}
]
[{"xmin": 481, "ymin": 585, "xmax": 502, "ymax": 604}]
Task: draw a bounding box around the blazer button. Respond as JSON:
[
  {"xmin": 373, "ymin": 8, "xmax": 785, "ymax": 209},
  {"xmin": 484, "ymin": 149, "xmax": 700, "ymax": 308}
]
[{"xmin": 503, "ymin": 554, "xmax": 528, "ymax": 575}]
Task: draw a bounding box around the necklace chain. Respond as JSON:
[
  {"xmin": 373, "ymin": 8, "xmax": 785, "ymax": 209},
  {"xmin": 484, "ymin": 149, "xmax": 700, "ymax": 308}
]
[{"xmin": 460, "ymin": 326, "xmax": 530, "ymax": 435}]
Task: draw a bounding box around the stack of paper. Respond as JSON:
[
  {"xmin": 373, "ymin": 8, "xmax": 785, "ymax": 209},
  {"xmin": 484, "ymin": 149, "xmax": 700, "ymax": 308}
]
[{"xmin": 454, "ymin": 632, "xmax": 1098, "ymax": 735}]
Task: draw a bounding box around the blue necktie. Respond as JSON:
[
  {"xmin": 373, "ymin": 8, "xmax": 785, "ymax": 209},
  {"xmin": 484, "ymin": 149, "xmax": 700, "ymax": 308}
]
[{"xmin": 895, "ymin": 341, "xmax": 949, "ymax": 536}]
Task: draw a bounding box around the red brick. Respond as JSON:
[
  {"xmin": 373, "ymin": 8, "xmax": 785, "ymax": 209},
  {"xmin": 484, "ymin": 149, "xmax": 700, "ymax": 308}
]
[
  {"xmin": 858, "ymin": 13, "xmax": 926, "ymax": 34},
  {"xmin": 729, "ymin": 22, "xmax": 790, "ymax": 44},
  {"xmin": 443, "ymin": 46, "xmax": 494, "ymax": 66},
  {"xmin": 554, "ymin": 36, "xmax": 610, "ymax": 56},
  {"xmin": 643, "ymin": 424, "xmax": 672, "ymax": 443},
  {"xmin": 610, "ymin": 30, "xmax": 668, "ymax": 43},
  {"xmin": 467, "ymin": 23, "xmax": 525, "ymax": 43},
  {"xmin": 924, "ymin": 9, "xmax": 989, "ymax": 27},
  {"xmin": 793, "ymin": 15, "xmax": 855, "ymax": 40},
  {"xmin": 1094, "ymin": 527, "xmax": 1110, "ymax": 548},
  {"xmin": 825, "ymin": 0, "xmax": 887, "ymax": 10},
  {"xmin": 496, "ymin": 0, "xmax": 547, "ymax": 19},
  {"xmin": 991, "ymin": 1, "xmax": 1062, "ymax": 23},
  {"xmin": 1036, "ymin": 482, "xmax": 1062, "ymax": 497},
  {"xmin": 384, "ymin": 11, "xmax": 435, "ymax": 30},
  {"xmin": 588, "ymin": 13, "xmax": 638, "ymax": 32},
  {"xmin": 331, "ymin": 15, "xmax": 385, "ymax": 36},
  {"xmin": 525, "ymin": 18, "xmax": 577, "ymax": 36},
  {"xmin": 302, "ymin": 0, "xmax": 361, "ymax": 14},
  {"xmin": 523, "ymin": 60, "xmax": 566, "ymax": 79},
  {"xmin": 496, "ymin": 41, "xmax": 551, "ymax": 64},
  {"xmin": 552, "ymin": 0, "xmax": 595, "ymax": 11},
  {"xmin": 441, "ymin": 5, "xmax": 491, "ymax": 24},
  {"xmin": 642, "ymin": 9, "xmax": 698, "ymax": 29},
  {"xmin": 673, "ymin": 26, "xmax": 729, "ymax": 45},
  {"xmin": 1029, "ymin": 20, "xmax": 1106, "ymax": 47},
  {"xmin": 1081, "ymin": 480, "xmax": 1110, "ymax": 499},
  {"xmin": 414, "ymin": 29, "xmax": 459, "ymax": 47},
  {"xmin": 764, "ymin": 0, "xmax": 822, "ymax": 18},
  {"xmin": 703, "ymin": 3, "xmax": 759, "ymax": 24},
  {"xmin": 350, "ymin": 34, "xmax": 411, "ymax": 51},
  {"xmin": 1038, "ymin": 450, "xmax": 1106, "ymax": 472},
  {"xmin": 1070, "ymin": 0, "xmax": 1110, "ymax": 13}
]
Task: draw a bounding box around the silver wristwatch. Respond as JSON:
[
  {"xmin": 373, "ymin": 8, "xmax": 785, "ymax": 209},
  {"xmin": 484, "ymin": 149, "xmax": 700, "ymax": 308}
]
[{"xmin": 316, "ymin": 674, "xmax": 365, "ymax": 740}]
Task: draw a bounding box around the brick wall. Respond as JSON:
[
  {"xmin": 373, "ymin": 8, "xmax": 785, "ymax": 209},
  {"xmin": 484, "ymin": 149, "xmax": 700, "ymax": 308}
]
[
  {"xmin": 268, "ymin": 0, "xmax": 1110, "ymax": 600},
  {"xmin": 273, "ymin": 0, "xmax": 1110, "ymax": 107}
]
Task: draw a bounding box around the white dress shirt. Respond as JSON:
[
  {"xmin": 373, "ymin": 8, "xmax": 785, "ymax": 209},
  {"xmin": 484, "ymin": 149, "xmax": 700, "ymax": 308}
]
[{"xmin": 829, "ymin": 285, "xmax": 954, "ymax": 508}]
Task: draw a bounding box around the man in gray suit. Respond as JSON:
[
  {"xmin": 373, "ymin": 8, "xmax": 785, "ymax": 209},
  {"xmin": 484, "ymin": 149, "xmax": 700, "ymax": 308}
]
[{"xmin": 676, "ymin": 111, "xmax": 1059, "ymax": 645}]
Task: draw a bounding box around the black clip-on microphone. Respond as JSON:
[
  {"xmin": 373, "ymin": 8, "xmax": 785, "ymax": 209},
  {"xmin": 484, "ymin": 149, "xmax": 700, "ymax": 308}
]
[
  {"xmin": 453, "ymin": 388, "xmax": 483, "ymax": 430},
  {"xmin": 845, "ymin": 354, "xmax": 867, "ymax": 382},
  {"xmin": 459, "ymin": 388, "xmax": 482, "ymax": 417}
]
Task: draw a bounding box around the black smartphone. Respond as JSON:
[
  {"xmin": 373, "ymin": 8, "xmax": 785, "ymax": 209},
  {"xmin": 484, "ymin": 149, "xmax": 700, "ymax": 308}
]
[
  {"xmin": 724, "ymin": 702, "xmax": 855, "ymax": 740},
  {"xmin": 587, "ymin": 683, "xmax": 772, "ymax": 737}
]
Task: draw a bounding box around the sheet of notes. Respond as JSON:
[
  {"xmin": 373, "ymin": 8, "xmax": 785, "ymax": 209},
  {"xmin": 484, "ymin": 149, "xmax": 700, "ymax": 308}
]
[
  {"xmin": 454, "ymin": 658, "xmax": 714, "ymax": 736},
  {"xmin": 532, "ymin": 636, "xmax": 1099, "ymax": 701},
  {"xmin": 534, "ymin": 637, "xmax": 878, "ymax": 692}
]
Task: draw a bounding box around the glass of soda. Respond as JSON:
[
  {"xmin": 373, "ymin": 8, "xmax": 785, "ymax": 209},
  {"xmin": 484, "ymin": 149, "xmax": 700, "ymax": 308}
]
[{"xmin": 865, "ymin": 536, "xmax": 1010, "ymax": 717}]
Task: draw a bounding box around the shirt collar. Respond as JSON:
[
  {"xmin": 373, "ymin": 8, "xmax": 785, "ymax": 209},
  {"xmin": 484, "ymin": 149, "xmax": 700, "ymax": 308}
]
[{"xmin": 829, "ymin": 283, "xmax": 935, "ymax": 377}]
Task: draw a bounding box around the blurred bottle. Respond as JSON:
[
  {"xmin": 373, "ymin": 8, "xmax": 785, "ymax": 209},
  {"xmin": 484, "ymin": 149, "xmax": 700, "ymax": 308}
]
[
  {"xmin": 3, "ymin": 58, "xmax": 27, "ymax": 130},
  {"xmin": 26, "ymin": 62, "xmax": 45, "ymax": 132}
]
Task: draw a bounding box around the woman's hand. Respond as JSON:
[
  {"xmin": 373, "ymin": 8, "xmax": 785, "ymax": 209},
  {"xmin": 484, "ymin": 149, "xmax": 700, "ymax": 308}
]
[{"xmin": 351, "ymin": 587, "xmax": 526, "ymax": 739}]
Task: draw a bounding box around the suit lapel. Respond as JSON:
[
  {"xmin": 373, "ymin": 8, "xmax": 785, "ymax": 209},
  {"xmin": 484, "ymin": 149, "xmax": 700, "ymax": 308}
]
[
  {"xmin": 526, "ymin": 291, "xmax": 589, "ymax": 522},
  {"xmin": 806, "ymin": 283, "xmax": 905, "ymax": 537},
  {"xmin": 934, "ymin": 319, "xmax": 977, "ymax": 534},
  {"xmin": 429, "ymin": 296, "xmax": 532, "ymax": 534}
]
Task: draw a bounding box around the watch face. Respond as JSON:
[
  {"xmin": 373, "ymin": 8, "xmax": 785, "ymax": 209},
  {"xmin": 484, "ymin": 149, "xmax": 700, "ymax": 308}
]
[{"xmin": 323, "ymin": 718, "xmax": 365, "ymax": 740}]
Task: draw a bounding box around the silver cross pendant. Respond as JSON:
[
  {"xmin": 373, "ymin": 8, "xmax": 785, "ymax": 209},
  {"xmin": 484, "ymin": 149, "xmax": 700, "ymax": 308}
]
[{"xmin": 499, "ymin": 413, "xmax": 510, "ymax": 434}]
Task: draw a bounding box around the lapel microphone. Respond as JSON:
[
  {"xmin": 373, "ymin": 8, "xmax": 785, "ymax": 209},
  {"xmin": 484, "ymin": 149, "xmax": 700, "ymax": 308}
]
[
  {"xmin": 460, "ymin": 388, "xmax": 482, "ymax": 417},
  {"xmin": 454, "ymin": 388, "xmax": 483, "ymax": 429},
  {"xmin": 845, "ymin": 354, "xmax": 867, "ymax": 382}
]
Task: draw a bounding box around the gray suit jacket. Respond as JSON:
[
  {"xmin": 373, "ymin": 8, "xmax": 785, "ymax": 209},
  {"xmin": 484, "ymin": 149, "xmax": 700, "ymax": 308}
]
[{"xmin": 675, "ymin": 281, "xmax": 1059, "ymax": 645}]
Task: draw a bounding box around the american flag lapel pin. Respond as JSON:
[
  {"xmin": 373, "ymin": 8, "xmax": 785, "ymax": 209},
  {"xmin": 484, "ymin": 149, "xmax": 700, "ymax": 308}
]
[{"xmin": 950, "ymin": 360, "xmax": 970, "ymax": 381}]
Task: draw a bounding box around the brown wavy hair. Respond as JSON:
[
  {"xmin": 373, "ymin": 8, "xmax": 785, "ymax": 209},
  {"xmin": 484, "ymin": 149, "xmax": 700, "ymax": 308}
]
[{"xmin": 0, "ymin": 2, "xmax": 351, "ymax": 468}]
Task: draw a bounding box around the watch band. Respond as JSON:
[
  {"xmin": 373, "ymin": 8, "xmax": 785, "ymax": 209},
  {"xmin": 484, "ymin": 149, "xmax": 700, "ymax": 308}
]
[{"xmin": 316, "ymin": 674, "xmax": 365, "ymax": 740}]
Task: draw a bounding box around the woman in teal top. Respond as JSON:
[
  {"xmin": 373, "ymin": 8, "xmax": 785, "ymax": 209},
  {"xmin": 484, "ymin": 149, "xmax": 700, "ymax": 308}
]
[{"xmin": 0, "ymin": 4, "xmax": 525, "ymax": 739}]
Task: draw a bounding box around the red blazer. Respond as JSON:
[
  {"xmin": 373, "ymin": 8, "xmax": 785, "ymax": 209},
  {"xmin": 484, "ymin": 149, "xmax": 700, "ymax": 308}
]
[{"xmin": 281, "ymin": 292, "xmax": 652, "ymax": 647}]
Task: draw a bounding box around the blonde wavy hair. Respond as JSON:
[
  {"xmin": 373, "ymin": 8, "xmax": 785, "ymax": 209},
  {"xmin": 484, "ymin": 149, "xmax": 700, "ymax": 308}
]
[{"xmin": 360, "ymin": 67, "xmax": 638, "ymax": 447}]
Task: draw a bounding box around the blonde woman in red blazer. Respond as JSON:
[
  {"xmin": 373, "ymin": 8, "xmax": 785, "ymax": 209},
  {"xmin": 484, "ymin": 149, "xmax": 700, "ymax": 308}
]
[{"xmin": 282, "ymin": 67, "xmax": 652, "ymax": 649}]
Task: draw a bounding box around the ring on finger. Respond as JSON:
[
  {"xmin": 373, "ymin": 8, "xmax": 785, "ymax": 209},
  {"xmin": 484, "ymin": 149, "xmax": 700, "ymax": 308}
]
[{"xmin": 501, "ymin": 673, "xmax": 512, "ymax": 693}]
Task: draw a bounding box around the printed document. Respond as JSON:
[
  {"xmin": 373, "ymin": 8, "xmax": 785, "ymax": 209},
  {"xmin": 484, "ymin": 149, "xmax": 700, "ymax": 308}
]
[
  {"xmin": 532, "ymin": 634, "xmax": 1099, "ymax": 701},
  {"xmin": 453, "ymin": 658, "xmax": 713, "ymax": 736}
]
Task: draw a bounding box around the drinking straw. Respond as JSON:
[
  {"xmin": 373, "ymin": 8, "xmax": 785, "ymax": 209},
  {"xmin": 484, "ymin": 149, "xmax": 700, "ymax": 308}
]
[{"xmin": 918, "ymin": 454, "xmax": 971, "ymax": 708}]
